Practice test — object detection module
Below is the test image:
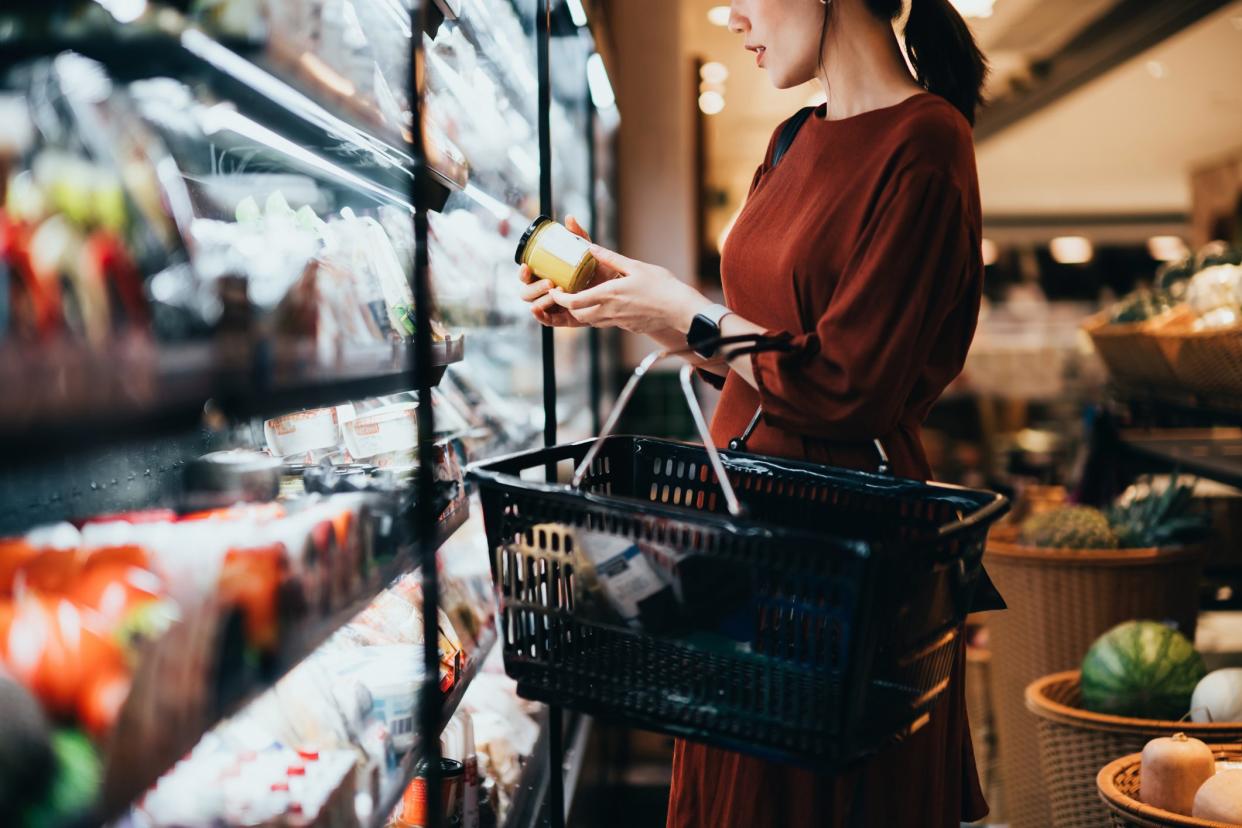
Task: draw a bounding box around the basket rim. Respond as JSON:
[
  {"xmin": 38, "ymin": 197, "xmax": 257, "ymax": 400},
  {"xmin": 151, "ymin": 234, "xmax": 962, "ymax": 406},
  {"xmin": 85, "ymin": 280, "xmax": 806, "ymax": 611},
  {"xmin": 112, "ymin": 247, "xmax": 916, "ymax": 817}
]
[
  {"xmin": 1027, "ymin": 671, "xmax": 1242, "ymax": 735},
  {"xmin": 986, "ymin": 532, "xmax": 1204, "ymax": 566},
  {"xmin": 1152, "ymin": 322, "xmax": 1242, "ymax": 340},
  {"xmin": 466, "ymin": 435, "xmax": 1010, "ymax": 544},
  {"xmin": 1083, "ymin": 305, "xmax": 1194, "ymax": 336},
  {"xmin": 1097, "ymin": 744, "xmax": 1242, "ymax": 828}
]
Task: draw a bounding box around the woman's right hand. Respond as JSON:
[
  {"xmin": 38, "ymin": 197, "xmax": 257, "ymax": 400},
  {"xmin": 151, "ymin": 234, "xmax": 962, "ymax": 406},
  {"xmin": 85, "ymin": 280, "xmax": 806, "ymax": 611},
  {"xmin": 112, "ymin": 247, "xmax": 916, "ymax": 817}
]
[{"xmin": 519, "ymin": 215, "xmax": 617, "ymax": 327}]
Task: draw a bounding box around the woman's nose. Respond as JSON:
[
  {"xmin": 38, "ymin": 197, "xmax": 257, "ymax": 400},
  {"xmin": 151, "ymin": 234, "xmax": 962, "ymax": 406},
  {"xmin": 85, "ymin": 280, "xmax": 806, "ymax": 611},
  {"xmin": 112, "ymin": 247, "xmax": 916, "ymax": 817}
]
[{"xmin": 728, "ymin": 4, "xmax": 747, "ymax": 34}]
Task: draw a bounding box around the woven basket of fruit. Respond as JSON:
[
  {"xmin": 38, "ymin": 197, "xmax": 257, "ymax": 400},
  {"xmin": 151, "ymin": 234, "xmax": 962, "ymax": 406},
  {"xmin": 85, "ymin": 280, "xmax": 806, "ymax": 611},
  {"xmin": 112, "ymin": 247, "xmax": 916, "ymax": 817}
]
[
  {"xmin": 1099, "ymin": 742, "xmax": 1242, "ymax": 827},
  {"xmin": 1154, "ymin": 323, "xmax": 1242, "ymax": 396},
  {"xmin": 1082, "ymin": 302, "xmax": 1191, "ymax": 390},
  {"xmin": 985, "ymin": 481, "xmax": 1208, "ymax": 828},
  {"xmin": 1148, "ymin": 247, "xmax": 1242, "ymax": 395},
  {"xmin": 1029, "ymin": 620, "xmax": 1242, "ymax": 828}
]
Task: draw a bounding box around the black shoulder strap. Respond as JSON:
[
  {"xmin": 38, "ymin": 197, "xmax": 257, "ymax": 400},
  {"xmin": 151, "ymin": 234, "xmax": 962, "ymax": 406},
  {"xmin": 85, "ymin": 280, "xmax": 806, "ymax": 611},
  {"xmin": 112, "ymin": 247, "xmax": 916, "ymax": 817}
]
[{"xmin": 771, "ymin": 106, "xmax": 815, "ymax": 169}]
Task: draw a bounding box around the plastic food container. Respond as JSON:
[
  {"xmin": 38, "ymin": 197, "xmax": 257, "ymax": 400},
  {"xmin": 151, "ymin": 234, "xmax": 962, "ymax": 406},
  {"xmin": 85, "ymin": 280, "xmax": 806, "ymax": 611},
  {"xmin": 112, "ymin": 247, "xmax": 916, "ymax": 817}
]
[
  {"xmin": 514, "ymin": 215, "xmax": 596, "ymax": 293},
  {"xmin": 334, "ymin": 645, "xmax": 425, "ymax": 751},
  {"xmin": 263, "ymin": 407, "xmax": 341, "ymax": 458},
  {"xmin": 342, "ymin": 403, "xmax": 417, "ymax": 463}
]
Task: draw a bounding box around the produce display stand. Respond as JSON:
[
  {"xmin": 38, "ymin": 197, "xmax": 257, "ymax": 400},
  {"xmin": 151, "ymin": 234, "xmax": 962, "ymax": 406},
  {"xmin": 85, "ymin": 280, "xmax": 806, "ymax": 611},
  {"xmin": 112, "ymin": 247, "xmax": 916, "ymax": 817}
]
[
  {"xmin": 1086, "ymin": 389, "xmax": 1242, "ymax": 611},
  {"xmin": 1028, "ymin": 673, "xmax": 1242, "ymax": 828},
  {"xmin": 1098, "ymin": 743, "xmax": 1242, "ymax": 828},
  {"xmin": 0, "ymin": 0, "xmax": 613, "ymax": 823}
]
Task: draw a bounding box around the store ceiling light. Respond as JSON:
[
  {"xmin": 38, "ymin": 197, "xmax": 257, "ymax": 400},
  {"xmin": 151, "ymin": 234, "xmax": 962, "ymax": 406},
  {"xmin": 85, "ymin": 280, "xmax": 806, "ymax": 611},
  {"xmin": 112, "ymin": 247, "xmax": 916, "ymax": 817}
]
[
  {"xmin": 707, "ymin": 5, "xmax": 731, "ymax": 27},
  {"xmin": 700, "ymin": 61, "xmax": 729, "ymax": 85},
  {"xmin": 981, "ymin": 238, "xmax": 998, "ymax": 266},
  {"xmin": 1148, "ymin": 235, "xmax": 1189, "ymax": 262},
  {"xmin": 1050, "ymin": 236, "xmax": 1094, "ymax": 265},
  {"xmin": 699, "ymin": 91, "xmax": 725, "ymax": 115},
  {"xmin": 565, "ymin": 0, "xmax": 588, "ymax": 28},
  {"xmin": 586, "ymin": 52, "xmax": 616, "ymax": 110},
  {"xmin": 949, "ymin": 0, "xmax": 993, "ymax": 18}
]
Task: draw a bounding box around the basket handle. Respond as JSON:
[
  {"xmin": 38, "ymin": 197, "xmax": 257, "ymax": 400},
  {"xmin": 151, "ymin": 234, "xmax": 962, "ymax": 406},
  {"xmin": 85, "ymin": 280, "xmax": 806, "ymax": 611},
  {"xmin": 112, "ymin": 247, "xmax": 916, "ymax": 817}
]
[{"xmin": 571, "ymin": 335, "xmax": 789, "ymax": 517}]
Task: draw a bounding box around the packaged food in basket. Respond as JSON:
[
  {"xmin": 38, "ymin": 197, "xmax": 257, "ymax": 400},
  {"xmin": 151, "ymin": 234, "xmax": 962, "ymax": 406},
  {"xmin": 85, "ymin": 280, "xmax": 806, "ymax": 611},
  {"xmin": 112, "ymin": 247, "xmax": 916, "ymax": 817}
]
[
  {"xmin": 1140, "ymin": 732, "xmax": 1215, "ymax": 816},
  {"xmin": 557, "ymin": 524, "xmax": 752, "ymax": 637},
  {"xmin": 569, "ymin": 527, "xmax": 676, "ymax": 632}
]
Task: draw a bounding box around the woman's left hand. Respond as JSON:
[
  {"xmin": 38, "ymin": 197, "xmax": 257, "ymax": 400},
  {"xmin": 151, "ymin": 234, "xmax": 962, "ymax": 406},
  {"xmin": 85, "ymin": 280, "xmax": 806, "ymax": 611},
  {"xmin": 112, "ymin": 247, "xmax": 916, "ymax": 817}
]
[{"xmin": 548, "ymin": 244, "xmax": 711, "ymax": 335}]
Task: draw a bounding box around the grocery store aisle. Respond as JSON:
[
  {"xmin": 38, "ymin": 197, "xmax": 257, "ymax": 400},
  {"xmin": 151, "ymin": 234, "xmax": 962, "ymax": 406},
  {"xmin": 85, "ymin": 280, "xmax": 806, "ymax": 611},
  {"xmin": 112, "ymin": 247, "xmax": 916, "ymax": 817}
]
[{"xmin": 570, "ymin": 725, "xmax": 673, "ymax": 828}]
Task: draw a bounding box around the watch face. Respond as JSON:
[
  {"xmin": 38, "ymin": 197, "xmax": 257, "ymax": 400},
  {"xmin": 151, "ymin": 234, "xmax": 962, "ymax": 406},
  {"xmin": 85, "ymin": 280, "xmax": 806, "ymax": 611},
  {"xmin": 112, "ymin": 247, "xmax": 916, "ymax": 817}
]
[{"xmin": 689, "ymin": 314, "xmax": 717, "ymax": 356}]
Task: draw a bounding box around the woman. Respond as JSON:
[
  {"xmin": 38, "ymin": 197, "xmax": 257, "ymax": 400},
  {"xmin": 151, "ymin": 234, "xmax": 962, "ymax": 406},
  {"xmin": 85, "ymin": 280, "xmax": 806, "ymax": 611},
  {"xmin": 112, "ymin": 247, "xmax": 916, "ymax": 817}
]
[{"xmin": 520, "ymin": 0, "xmax": 988, "ymax": 824}]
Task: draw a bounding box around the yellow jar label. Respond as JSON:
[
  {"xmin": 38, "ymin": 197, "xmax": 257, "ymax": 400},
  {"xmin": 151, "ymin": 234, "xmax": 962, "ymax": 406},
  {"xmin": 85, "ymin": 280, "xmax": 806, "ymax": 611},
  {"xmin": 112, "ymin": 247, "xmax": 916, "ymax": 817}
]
[{"xmin": 539, "ymin": 223, "xmax": 591, "ymax": 265}]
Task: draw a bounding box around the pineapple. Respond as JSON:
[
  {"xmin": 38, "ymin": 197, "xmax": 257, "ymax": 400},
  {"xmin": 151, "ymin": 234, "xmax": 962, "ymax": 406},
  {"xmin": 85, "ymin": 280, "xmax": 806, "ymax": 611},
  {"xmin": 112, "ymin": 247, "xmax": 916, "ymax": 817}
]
[
  {"xmin": 1107, "ymin": 476, "xmax": 1209, "ymax": 549},
  {"xmin": 1020, "ymin": 506, "xmax": 1118, "ymax": 549}
]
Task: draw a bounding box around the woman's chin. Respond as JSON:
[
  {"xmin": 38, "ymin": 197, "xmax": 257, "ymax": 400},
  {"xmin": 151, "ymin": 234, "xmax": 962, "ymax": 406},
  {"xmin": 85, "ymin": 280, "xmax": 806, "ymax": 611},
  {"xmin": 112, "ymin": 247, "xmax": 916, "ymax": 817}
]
[{"xmin": 766, "ymin": 67, "xmax": 814, "ymax": 91}]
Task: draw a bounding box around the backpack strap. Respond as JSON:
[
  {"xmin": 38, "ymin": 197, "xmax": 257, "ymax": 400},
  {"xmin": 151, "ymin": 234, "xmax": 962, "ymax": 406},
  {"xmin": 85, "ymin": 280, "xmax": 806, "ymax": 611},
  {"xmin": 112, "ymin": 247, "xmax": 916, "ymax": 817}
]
[{"xmin": 770, "ymin": 105, "xmax": 816, "ymax": 169}]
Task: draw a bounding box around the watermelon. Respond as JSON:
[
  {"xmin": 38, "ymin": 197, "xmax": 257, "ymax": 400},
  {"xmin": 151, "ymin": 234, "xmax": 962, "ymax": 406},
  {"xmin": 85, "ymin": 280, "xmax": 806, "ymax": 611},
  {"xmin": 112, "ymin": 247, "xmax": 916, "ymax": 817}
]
[{"xmin": 1081, "ymin": 620, "xmax": 1205, "ymax": 720}]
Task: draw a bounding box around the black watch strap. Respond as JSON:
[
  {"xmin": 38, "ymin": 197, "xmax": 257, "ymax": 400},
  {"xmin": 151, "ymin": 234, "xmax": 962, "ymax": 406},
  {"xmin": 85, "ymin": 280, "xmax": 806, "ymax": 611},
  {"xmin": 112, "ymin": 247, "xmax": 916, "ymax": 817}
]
[{"xmin": 687, "ymin": 304, "xmax": 733, "ymax": 357}]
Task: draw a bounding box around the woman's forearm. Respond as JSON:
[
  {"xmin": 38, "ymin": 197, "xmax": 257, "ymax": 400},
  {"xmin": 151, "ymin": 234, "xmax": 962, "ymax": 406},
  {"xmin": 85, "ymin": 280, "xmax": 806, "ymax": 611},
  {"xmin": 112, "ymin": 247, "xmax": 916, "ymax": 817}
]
[
  {"xmin": 716, "ymin": 314, "xmax": 766, "ymax": 389},
  {"xmin": 645, "ymin": 326, "xmax": 729, "ymax": 377}
]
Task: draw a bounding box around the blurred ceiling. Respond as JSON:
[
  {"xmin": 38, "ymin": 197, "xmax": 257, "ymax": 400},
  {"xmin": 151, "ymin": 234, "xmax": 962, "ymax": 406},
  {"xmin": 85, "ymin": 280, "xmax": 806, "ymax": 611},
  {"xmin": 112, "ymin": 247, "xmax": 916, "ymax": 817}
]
[{"xmin": 674, "ymin": 0, "xmax": 1242, "ymax": 235}]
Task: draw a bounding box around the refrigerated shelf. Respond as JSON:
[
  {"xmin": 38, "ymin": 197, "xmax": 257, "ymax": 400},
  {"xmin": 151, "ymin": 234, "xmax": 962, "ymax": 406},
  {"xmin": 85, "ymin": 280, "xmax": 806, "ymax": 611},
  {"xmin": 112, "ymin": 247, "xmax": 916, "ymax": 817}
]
[
  {"xmin": 96, "ymin": 492, "xmax": 472, "ymax": 818},
  {"xmin": 0, "ymin": 336, "xmax": 464, "ymax": 461}
]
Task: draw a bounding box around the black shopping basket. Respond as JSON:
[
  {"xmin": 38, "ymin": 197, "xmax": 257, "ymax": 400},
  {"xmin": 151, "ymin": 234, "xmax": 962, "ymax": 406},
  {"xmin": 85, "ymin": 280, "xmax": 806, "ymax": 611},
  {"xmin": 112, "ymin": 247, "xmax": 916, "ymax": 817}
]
[{"xmin": 466, "ymin": 339, "xmax": 1009, "ymax": 769}]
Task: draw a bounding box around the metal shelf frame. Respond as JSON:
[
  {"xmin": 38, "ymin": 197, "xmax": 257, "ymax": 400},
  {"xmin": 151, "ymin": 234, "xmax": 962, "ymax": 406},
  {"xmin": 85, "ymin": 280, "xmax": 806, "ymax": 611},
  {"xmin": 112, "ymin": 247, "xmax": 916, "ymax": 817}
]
[{"xmin": 0, "ymin": 0, "xmax": 610, "ymax": 820}]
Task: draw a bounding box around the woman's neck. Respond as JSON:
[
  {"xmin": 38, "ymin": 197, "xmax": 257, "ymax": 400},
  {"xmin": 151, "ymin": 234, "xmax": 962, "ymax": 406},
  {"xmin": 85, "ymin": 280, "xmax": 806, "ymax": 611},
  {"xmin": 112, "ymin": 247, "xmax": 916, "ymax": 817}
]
[{"xmin": 816, "ymin": 5, "xmax": 923, "ymax": 121}]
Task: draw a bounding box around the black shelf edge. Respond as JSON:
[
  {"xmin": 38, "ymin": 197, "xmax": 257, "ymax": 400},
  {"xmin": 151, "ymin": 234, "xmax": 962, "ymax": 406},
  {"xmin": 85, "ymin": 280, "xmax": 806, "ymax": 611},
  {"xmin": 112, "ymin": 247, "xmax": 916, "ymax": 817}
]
[
  {"xmin": 433, "ymin": 0, "xmax": 463, "ymax": 19},
  {"xmin": 1107, "ymin": 384, "xmax": 1242, "ymax": 429},
  {"xmin": 369, "ymin": 618, "xmax": 500, "ymax": 828},
  {"xmin": 1118, "ymin": 429, "xmax": 1242, "ymax": 490},
  {"xmin": 0, "ymin": 335, "xmax": 465, "ymax": 465},
  {"xmin": 100, "ymin": 496, "xmax": 471, "ymax": 818},
  {"xmin": 502, "ymin": 710, "xmax": 592, "ymax": 828}
]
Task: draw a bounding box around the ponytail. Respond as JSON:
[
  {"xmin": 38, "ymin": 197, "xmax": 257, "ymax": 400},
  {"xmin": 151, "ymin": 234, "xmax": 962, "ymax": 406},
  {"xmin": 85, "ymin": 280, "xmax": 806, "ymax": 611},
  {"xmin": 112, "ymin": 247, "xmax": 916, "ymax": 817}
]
[{"xmin": 899, "ymin": 0, "xmax": 988, "ymax": 124}]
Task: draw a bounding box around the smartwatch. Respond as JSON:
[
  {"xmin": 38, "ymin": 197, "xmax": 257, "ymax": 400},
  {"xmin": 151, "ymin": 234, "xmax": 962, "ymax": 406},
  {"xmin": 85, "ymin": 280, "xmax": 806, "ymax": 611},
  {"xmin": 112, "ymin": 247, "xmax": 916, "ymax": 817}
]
[{"xmin": 687, "ymin": 303, "xmax": 734, "ymax": 358}]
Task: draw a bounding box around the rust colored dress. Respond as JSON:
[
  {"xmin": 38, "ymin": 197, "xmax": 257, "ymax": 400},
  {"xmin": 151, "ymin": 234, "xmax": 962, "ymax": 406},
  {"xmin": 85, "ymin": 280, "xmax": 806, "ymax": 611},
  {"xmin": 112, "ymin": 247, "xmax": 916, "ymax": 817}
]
[{"xmin": 667, "ymin": 93, "xmax": 987, "ymax": 827}]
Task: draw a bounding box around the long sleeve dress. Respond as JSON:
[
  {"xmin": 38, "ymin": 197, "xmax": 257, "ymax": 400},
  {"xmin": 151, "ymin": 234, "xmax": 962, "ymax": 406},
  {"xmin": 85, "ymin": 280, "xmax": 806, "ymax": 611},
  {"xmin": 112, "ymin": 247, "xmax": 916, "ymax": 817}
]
[{"xmin": 666, "ymin": 92, "xmax": 988, "ymax": 828}]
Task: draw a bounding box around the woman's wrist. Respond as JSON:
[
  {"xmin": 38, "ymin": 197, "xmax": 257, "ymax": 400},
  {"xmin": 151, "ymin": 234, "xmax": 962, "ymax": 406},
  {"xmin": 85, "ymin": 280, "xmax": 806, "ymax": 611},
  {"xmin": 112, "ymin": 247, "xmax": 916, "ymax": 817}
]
[{"xmin": 670, "ymin": 286, "xmax": 716, "ymax": 334}]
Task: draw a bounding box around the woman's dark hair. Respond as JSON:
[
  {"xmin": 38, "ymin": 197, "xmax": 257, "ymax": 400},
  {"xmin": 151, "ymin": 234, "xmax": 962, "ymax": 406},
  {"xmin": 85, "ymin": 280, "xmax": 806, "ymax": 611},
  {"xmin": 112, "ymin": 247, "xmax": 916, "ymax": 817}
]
[{"xmin": 821, "ymin": 0, "xmax": 988, "ymax": 125}]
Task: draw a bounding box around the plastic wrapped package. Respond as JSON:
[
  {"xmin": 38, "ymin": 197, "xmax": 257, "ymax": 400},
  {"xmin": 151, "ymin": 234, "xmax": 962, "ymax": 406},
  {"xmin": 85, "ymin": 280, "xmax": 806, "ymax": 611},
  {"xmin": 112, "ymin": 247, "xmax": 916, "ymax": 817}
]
[{"xmin": 460, "ymin": 668, "xmax": 541, "ymax": 820}]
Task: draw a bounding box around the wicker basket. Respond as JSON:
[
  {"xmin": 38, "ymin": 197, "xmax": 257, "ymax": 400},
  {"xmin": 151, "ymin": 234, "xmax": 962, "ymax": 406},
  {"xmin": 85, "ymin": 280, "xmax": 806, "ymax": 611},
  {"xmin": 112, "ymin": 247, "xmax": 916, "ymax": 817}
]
[
  {"xmin": 1098, "ymin": 744, "xmax": 1242, "ymax": 828},
  {"xmin": 1028, "ymin": 672, "xmax": 1242, "ymax": 828},
  {"xmin": 1155, "ymin": 323, "xmax": 1242, "ymax": 396},
  {"xmin": 966, "ymin": 645, "xmax": 1001, "ymax": 819},
  {"xmin": 1083, "ymin": 307, "xmax": 1191, "ymax": 389},
  {"xmin": 984, "ymin": 531, "xmax": 1204, "ymax": 828}
]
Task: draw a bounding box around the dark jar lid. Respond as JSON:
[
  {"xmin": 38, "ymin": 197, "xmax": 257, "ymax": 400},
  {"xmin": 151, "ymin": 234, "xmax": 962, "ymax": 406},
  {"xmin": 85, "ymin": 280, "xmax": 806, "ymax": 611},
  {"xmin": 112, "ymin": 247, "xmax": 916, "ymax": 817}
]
[{"xmin": 513, "ymin": 214, "xmax": 552, "ymax": 265}]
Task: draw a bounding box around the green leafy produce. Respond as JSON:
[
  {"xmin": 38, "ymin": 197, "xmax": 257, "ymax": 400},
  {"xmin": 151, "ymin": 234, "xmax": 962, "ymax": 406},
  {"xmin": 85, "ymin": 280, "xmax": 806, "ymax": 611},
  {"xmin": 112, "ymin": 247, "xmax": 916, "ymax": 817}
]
[
  {"xmin": 1081, "ymin": 620, "xmax": 1206, "ymax": 719},
  {"xmin": 21, "ymin": 729, "xmax": 101, "ymax": 827},
  {"xmin": 1108, "ymin": 477, "xmax": 1209, "ymax": 549},
  {"xmin": 1157, "ymin": 257, "xmax": 1196, "ymax": 294},
  {"xmin": 1020, "ymin": 505, "xmax": 1118, "ymax": 549},
  {"xmin": 1110, "ymin": 289, "xmax": 1176, "ymax": 324}
]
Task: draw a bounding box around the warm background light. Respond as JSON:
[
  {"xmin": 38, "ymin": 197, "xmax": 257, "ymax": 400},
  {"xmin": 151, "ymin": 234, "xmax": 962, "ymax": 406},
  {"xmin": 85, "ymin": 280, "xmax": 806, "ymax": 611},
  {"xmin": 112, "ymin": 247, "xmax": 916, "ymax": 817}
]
[
  {"xmin": 699, "ymin": 61, "xmax": 729, "ymax": 85},
  {"xmin": 1147, "ymin": 235, "xmax": 1190, "ymax": 262},
  {"xmin": 698, "ymin": 90, "xmax": 725, "ymax": 115},
  {"xmin": 706, "ymin": 5, "xmax": 730, "ymax": 27},
  {"xmin": 981, "ymin": 238, "xmax": 999, "ymax": 266},
  {"xmin": 949, "ymin": 0, "xmax": 994, "ymax": 18},
  {"xmin": 1050, "ymin": 236, "xmax": 1094, "ymax": 265}
]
